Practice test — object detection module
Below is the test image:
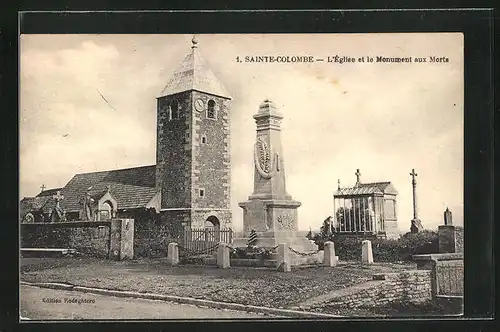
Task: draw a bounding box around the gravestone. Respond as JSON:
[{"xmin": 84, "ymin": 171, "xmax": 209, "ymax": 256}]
[
  {"xmin": 233, "ymin": 100, "xmax": 319, "ymax": 264},
  {"xmin": 362, "ymin": 240, "xmax": 374, "ymax": 264}
]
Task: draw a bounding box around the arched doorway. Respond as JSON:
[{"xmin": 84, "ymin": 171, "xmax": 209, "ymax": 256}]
[
  {"xmin": 205, "ymin": 215, "xmax": 221, "ymax": 242},
  {"xmin": 99, "ymin": 201, "xmax": 113, "ymax": 221}
]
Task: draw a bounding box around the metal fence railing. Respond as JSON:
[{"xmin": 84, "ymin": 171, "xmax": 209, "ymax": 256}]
[{"xmin": 181, "ymin": 227, "xmax": 233, "ymax": 256}]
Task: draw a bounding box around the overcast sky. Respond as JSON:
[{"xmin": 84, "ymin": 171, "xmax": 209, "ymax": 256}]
[{"xmin": 20, "ymin": 33, "xmax": 463, "ymax": 233}]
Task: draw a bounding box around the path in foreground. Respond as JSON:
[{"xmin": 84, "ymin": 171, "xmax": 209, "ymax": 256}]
[{"xmin": 20, "ymin": 285, "xmax": 272, "ymax": 320}]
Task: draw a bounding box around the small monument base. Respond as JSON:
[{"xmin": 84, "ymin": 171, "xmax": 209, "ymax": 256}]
[
  {"xmin": 233, "ymin": 231, "xmax": 322, "ymax": 266},
  {"xmin": 438, "ymin": 225, "xmax": 463, "ymax": 253}
]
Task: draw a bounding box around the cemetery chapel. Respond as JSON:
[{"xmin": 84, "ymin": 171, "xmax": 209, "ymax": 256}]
[{"xmin": 20, "ymin": 37, "xmax": 232, "ymax": 233}]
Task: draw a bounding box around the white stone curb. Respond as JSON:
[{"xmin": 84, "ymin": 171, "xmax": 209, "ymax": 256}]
[{"xmin": 20, "ymin": 281, "xmax": 343, "ymax": 319}]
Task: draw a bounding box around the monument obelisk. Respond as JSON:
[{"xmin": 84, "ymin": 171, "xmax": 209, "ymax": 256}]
[{"xmin": 234, "ymin": 99, "xmax": 319, "ymax": 254}]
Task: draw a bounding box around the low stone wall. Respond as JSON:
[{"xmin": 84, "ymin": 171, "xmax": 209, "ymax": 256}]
[
  {"xmin": 68, "ymin": 227, "xmax": 110, "ymax": 257},
  {"xmin": 20, "ymin": 220, "xmax": 134, "ymax": 259},
  {"xmin": 134, "ymin": 217, "xmax": 184, "ymax": 258},
  {"xmin": 21, "ymin": 222, "xmax": 111, "ymax": 257},
  {"xmin": 309, "ymin": 270, "xmax": 432, "ymax": 309}
]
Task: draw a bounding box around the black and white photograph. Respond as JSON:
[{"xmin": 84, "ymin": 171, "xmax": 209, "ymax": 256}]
[{"xmin": 19, "ymin": 32, "xmax": 466, "ymax": 320}]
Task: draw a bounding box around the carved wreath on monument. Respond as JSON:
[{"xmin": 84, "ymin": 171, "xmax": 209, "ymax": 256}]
[
  {"xmin": 276, "ymin": 213, "xmax": 295, "ymax": 230},
  {"xmin": 254, "ymin": 138, "xmax": 274, "ymax": 179}
]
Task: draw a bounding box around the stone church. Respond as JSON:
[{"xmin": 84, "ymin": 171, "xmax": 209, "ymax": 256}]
[{"xmin": 20, "ymin": 37, "xmax": 232, "ymax": 233}]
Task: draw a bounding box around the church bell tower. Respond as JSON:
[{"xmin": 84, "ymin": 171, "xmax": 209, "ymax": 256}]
[{"xmin": 156, "ymin": 36, "xmax": 232, "ymax": 229}]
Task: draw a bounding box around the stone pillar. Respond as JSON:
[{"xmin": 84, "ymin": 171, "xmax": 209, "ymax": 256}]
[
  {"xmin": 277, "ymin": 243, "xmax": 291, "ymax": 272},
  {"xmin": 323, "ymin": 241, "xmax": 337, "ymax": 267},
  {"xmin": 167, "ymin": 242, "xmax": 179, "ymax": 266},
  {"xmin": 109, "ymin": 219, "xmax": 134, "ymax": 260},
  {"xmin": 217, "ymin": 242, "xmax": 230, "ymax": 269},
  {"xmin": 438, "ymin": 225, "xmax": 464, "ymax": 253},
  {"xmin": 361, "ymin": 240, "xmax": 374, "ymax": 264}
]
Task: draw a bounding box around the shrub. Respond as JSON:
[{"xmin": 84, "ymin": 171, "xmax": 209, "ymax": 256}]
[
  {"xmin": 230, "ymin": 245, "xmax": 273, "ymax": 260},
  {"xmin": 313, "ymin": 230, "xmax": 439, "ymax": 262}
]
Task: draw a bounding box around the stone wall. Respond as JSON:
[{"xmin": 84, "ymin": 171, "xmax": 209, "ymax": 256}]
[
  {"xmin": 20, "ymin": 222, "xmax": 111, "ymax": 257},
  {"xmin": 133, "ymin": 211, "xmax": 186, "ymax": 258},
  {"xmin": 310, "ymin": 270, "xmax": 432, "ymax": 310},
  {"xmin": 191, "ymin": 91, "xmax": 231, "ymax": 211},
  {"xmin": 191, "ymin": 209, "xmax": 232, "ymax": 229},
  {"xmin": 455, "ymin": 226, "xmax": 463, "ymax": 253},
  {"xmin": 156, "ymin": 91, "xmax": 193, "ymax": 209},
  {"xmin": 68, "ymin": 227, "xmax": 110, "ymax": 257},
  {"xmin": 384, "ymin": 220, "xmax": 400, "ymax": 239}
]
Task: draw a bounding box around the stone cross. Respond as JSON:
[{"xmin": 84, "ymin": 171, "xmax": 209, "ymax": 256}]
[
  {"xmin": 40, "ymin": 184, "xmax": 46, "ymax": 192},
  {"xmin": 410, "ymin": 169, "xmax": 419, "ymax": 220},
  {"xmin": 53, "ymin": 190, "xmax": 64, "ymax": 209},
  {"xmin": 355, "ymin": 169, "xmax": 361, "ymax": 186},
  {"xmin": 444, "ymin": 207, "xmax": 453, "ymax": 225}
]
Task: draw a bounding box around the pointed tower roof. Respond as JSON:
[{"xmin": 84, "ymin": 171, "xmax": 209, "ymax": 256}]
[{"xmin": 159, "ymin": 36, "xmax": 231, "ymax": 99}]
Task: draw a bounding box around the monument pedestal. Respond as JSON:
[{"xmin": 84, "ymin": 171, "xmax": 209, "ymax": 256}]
[
  {"xmin": 236, "ymin": 99, "xmax": 322, "ymax": 266},
  {"xmin": 234, "ymin": 199, "xmax": 321, "ymax": 265},
  {"xmin": 438, "ymin": 225, "xmax": 463, "ymax": 253}
]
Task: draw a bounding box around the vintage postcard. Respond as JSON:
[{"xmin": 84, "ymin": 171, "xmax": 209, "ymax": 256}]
[{"xmin": 19, "ymin": 33, "xmax": 464, "ymax": 320}]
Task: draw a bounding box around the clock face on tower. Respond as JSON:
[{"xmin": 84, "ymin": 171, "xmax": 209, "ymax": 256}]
[{"xmin": 194, "ymin": 99, "xmax": 204, "ymax": 112}]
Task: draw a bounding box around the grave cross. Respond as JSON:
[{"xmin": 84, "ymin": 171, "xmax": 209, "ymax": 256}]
[
  {"xmin": 53, "ymin": 190, "xmax": 64, "ymax": 208},
  {"xmin": 355, "ymin": 169, "xmax": 361, "ymax": 185},
  {"xmin": 410, "ymin": 168, "xmax": 418, "ymax": 184}
]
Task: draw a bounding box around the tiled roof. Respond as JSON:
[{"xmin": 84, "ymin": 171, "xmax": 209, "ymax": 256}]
[
  {"xmin": 37, "ymin": 188, "xmax": 63, "ymax": 197},
  {"xmin": 159, "ymin": 44, "xmax": 230, "ymax": 98},
  {"xmin": 335, "ymin": 182, "xmax": 398, "ymax": 197},
  {"xmin": 51, "ymin": 165, "xmax": 158, "ymax": 213},
  {"xmin": 20, "ymin": 196, "xmax": 51, "ymax": 216}
]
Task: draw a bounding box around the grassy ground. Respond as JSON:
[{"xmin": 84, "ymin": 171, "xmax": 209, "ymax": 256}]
[{"xmin": 20, "ymin": 257, "xmax": 414, "ymax": 310}]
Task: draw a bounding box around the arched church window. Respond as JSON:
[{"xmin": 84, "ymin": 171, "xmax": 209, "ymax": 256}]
[{"xmin": 207, "ymin": 100, "xmax": 216, "ymax": 119}]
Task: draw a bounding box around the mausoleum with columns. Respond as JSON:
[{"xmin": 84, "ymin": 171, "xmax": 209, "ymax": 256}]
[{"xmin": 333, "ymin": 170, "xmax": 399, "ymax": 238}]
